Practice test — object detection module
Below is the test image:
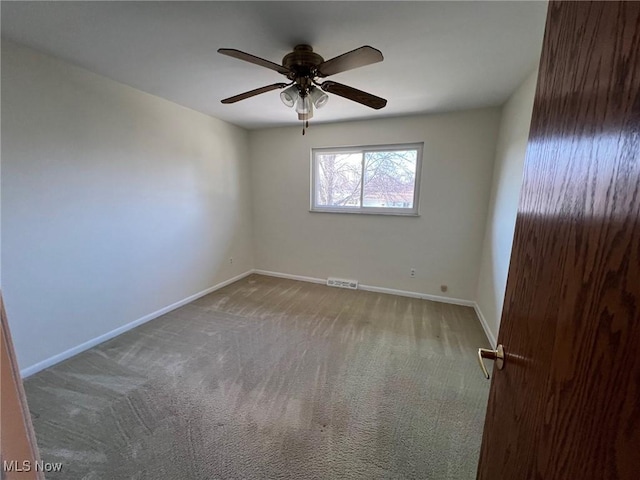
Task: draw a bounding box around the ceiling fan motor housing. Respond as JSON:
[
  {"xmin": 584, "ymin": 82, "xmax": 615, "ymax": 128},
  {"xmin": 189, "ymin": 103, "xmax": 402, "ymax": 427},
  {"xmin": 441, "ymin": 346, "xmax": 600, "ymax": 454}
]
[{"xmin": 282, "ymin": 45, "xmax": 324, "ymax": 83}]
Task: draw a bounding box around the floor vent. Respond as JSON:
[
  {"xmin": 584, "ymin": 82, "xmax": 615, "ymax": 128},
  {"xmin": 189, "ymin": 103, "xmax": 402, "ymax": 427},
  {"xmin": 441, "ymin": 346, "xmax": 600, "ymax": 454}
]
[{"xmin": 326, "ymin": 277, "xmax": 359, "ymax": 290}]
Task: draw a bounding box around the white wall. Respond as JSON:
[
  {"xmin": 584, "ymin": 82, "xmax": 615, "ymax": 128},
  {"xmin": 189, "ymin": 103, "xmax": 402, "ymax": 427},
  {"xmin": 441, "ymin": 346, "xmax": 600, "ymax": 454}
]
[
  {"xmin": 1, "ymin": 41, "xmax": 254, "ymax": 372},
  {"xmin": 475, "ymin": 70, "xmax": 538, "ymax": 345},
  {"xmin": 249, "ymin": 110, "xmax": 501, "ymax": 301}
]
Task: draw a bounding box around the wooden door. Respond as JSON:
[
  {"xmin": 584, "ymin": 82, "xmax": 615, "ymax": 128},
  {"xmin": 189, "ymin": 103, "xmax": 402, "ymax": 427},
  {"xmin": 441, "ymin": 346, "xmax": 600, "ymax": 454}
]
[
  {"xmin": 477, "ymin": 2, "xmax": 640, "ymax": 479},
  {"xmin": 1, "ymin": 294, "xmax": 43, "ymax": 480}
]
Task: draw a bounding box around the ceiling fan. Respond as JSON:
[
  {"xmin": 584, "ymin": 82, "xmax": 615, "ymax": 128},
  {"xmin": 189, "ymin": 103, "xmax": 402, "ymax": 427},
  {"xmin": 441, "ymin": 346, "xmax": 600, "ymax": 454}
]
[{"xmin": 218, "ymin": 44, "xmax": 387, "ymax": 133}]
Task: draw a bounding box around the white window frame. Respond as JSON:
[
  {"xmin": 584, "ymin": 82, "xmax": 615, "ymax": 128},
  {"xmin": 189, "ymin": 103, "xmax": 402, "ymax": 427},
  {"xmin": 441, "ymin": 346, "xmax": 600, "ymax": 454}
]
[{"xmin": 310, "ymin": 142, "xmax": 423, "ymax": 216}]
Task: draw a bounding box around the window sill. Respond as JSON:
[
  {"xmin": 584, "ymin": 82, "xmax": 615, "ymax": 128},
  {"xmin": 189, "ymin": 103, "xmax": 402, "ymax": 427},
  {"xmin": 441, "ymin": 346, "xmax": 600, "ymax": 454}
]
[{"xmin": 309, "ymin": 209, "xmax": 420, "ymax": 217}]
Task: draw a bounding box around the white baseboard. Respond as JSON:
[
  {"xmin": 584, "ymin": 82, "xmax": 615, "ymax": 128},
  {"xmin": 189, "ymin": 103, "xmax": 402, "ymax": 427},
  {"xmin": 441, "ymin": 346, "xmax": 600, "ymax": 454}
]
[
  {"xmin": 473, "ymin": 303, "xmax": 497, "ymax": 347},
  {"xmin": 359, "ymin": 284, "xmax": 475, "ymax": 307},
  {"xmin": 20, "ymin": 270, "xmax": 254, "ymax": 378},
  {"xmin": 253, "ymin": 269, "xmax": 325, "ymax": 285},
  {"xmin": 253, "ymin": 269, "xmax": 475, "ymax": 307}
]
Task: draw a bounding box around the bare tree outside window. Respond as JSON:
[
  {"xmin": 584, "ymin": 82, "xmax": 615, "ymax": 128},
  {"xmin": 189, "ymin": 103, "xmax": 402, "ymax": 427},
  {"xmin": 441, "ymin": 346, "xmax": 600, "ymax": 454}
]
[
  {"xmin": 315, "ymin": 153, "xmax": 362, "ymax": 207},
  {"xmin": 312, "ymin": 143, "xmax": 422, "ymax": 215},
  {"xmin": 363, "ymin": 150, "xmax": 417, "ymax": 208}
]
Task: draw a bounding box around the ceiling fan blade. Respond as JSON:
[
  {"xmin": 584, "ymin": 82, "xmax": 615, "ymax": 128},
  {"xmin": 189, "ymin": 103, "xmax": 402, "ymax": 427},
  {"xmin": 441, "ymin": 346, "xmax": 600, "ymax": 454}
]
[
  {"xmin": 221, "ymin": 83, "xmax": 288, "ymax": 104},
  {"xmin": 218, "ymin": 48, "xmax": 291, "ymax": 75},
  {"xmin": 317, "ymin": 46, "xmax": 383, "ymax": 77},
  {"xmin": 320, "ymin": 81, "xmax": 387, "ymax": 109}
]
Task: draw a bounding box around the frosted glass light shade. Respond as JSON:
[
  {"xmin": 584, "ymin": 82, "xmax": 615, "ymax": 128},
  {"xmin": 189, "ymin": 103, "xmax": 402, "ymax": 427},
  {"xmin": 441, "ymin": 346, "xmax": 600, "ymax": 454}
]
[
  {"xmin": 280, "ymin": 85, "xmax": 299, "ymax": 108},
  {"xmin": 309, "ymin": 87, "xmax": 329, "ymax": 109},
  {"xmin": 295, "ymin": 96, "xmax": 310, "ymax": 113},
  {"xmin": 296, "ymin": 97, "xmax": 313, "ymax": 120}
]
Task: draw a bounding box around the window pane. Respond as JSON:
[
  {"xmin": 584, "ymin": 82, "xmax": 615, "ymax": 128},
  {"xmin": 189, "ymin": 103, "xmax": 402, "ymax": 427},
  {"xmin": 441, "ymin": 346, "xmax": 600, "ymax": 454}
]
[
  {"xmin": 315, "ymin": 153, "xmax": 363, "ymax": 207},
  {"xmin": 362, "ymin": 150, "xmax": 417, "ymax": 208}
]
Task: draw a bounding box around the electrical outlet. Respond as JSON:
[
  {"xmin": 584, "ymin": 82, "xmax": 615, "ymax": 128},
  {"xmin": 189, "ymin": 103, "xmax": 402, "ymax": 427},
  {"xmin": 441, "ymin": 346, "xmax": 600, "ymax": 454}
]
[
  {"xmin": 440, "ymin": 285, "xmax": 448, "ymax": 292},
  {"xmin": 229, "ymin": 258, "xmax": 233, "ymax": 264},
  {"xmin": 410, "ymin": 268, "xmax": 416, "ymax": 278}
]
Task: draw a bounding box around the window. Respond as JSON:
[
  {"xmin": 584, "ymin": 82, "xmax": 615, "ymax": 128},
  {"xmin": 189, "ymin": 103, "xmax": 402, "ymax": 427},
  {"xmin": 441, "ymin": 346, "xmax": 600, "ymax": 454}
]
[{"xmin": 311, "ymin": 143, "xmax": 423, "ymax": 215}]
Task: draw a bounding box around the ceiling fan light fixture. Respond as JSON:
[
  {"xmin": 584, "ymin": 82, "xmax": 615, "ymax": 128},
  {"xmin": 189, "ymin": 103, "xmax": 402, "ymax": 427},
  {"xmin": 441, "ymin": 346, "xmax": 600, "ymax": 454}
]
[
  {"xmin": 280, "ymin": 85, "xmax": 299, "ymax": 107},
  {"xmin": 309, "ymin": 87, "xmax": 329, "ymax": 109}
]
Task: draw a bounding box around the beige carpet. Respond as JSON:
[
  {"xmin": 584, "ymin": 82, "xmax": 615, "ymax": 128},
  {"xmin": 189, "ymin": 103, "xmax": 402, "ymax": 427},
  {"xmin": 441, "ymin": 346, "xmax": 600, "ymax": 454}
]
[{"xmin": 24, "ymin": 274, "xmax": 490, "ymax": 479}]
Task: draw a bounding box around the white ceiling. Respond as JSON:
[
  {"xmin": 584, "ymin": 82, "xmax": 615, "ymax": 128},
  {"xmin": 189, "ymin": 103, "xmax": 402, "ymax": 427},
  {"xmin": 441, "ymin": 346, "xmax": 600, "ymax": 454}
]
[{"xmin": 1, "ymin": 1, "xmax": 547, "ymax": 129}]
